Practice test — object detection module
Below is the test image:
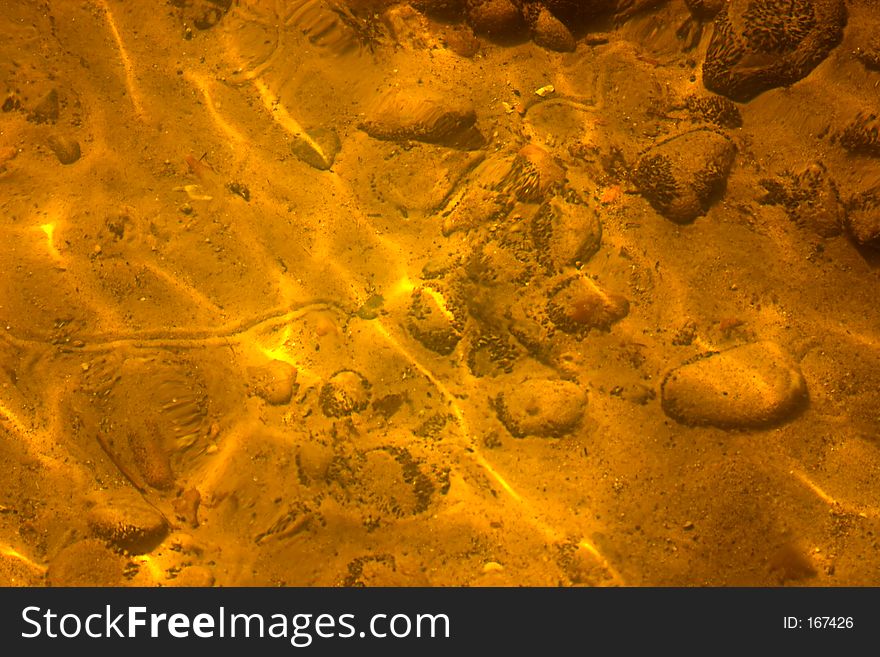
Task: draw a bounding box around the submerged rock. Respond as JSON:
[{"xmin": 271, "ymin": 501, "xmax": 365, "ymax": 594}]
[
  {"xmin": 360, "ymin": 90, "xmax": 485, "ymax": 150},
  {"xmin": 838, "ymin": 112, "xmax": 880, "ymax": 157},
  {"xmin": 685, "ymin": 94, "xmax": 743, "ymax": 129},
  {"xmin": 495, "ymin": 378, "xmax": 586, "ymax": 437},
  {"xmin": 634, "ymin": 128, "xmax": 735, "ymax": 223},
  {"xmin": 406, "ymin": 286, "xmax": 464, "ymax": 355},
  {"xmin": 526, "ymin": 4, "xmax": 576, "ymax": 52},
  {"xmin": 661, "ymin": 341, "xmax": 807, "ymax": 429},
  {"xmin": 441, "ymin": 186, "xmax": 507, "ymax": 236},
  {"xmin": 466, "ymin": 0, "xmax": 526, "ymax": 39},
  {"xmin": 28, "ymin": 88, "xmax": 59, "ymax": 124},
  {"xmin": 319, "ymin": 370, "xmax": 372, "ymax": 417},
  {"xmin": 546, "ymin": 274, "xmax": 628, "ymax": 335},
  {"xmin": 47, "ymin": 135, "xmax": 81, "ymax": 165},
  {"xmin": 291, "ymin": 127, "xmax": 340, "ymax": 170},
  {"xmin": 249, "ymin": 359, "xmax": 297, "ymax": 405},
  {"xmin": 87, "ymin": 488, "xmax": 169, "ymax": 554},
  {"xmin": 758, "ymin": 163, "xmax": 844, "ymax": 237},
  {"xmin": 531, "ymin": 195, "xmax": 602, "ymax": 273},
  {"xmin": 684, "ymin": 0, "xmax": 726, "ymax": 19},
  {"xmin": 500, "ymin": 144, "xmax": 566, "ymax": 203},
  {"xmin": 845, "ymin": 188, "xmax": 880, "ymax": 247},
  {"xmin": 702, "ymin": 0, "xmax": 847, "ymax": 102}
]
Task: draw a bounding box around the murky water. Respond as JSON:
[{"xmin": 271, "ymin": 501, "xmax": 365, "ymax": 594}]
[{"xmin": 1, "ymin": 0, "xmax": 879, "ymax": 586}]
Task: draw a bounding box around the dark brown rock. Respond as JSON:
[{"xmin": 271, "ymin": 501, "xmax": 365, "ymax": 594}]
[
  {"xmin": 526, "ymin": 4, "xmax": 576, "ymax": 52},
  {"xmin": 466, "ymin": 0, "xmax": 526, "ymax": 39},
  {"xmin": 703, "ymin": 0, "xmax": 847, "ymax": 102},
  {"xmin": 47, "ymin": 135, "xmax": 81, "ymax": 165}
]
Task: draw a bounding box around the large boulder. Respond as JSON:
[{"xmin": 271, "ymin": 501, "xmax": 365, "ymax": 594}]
[{"xmin": 702, "ymin": 0, "xmax": 847, "ymax": 102}]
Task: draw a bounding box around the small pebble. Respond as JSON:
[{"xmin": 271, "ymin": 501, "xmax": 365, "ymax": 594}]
[{"xmin": 47, "ymin": 134, "xmax": 81, "ymax": 165}]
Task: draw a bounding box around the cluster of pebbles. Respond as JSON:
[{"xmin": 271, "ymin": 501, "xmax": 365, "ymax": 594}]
[
  {"xmin": 412, "ymin": 0, "xmax": 636, "ymax": 51},
  {"xmin": 348, "ymin": 0, "xmax": 880, "ymax": 437},
  {"xmin": 354, "ymin": 63, "xmax": 807, "ymax": 437},
  {"xmin": 161, "ymin": 0, "xmax": 878, "ymax": 250}
]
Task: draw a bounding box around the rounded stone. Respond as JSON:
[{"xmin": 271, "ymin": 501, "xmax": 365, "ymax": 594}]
[
  {"xmin": 546, "ymin": 274, "xmax": 629, "ymax": 335},
  {"xmin": 501, "ymin": 144, "xmax": 565, "ymax": 203},
  {"xmin": 127, "ymin": 427, "xmax": 175, "ymax": 490},
  {"xmin": 527, "ymin": 5, "xmax": 576, "ymax": 52},
  {"xmin": 47, "ymin": 135, "xmax": 81, "ymax": 165},
  {"xmin": 443, "ymin": 24, "xmax": 481, "ymax": 58},
  {"xmin": 495, "ymin": 378, "xmax": 586, "ymax": 437},
  {"xmin": 319, "ymin": 370, "xmax": 371, "ymax": 417},
  {"xmin": 845, "ymin": 189, "xmax": 880, "ymax": 246},
  {"xmin": 249, "ymin": 359, "xmax": 297, "ymax": 405},
  {"xmin": 660, "ymin": 341, "xmax": 808, "ymax": 429},
  {"xmin": 467, "ymin": 0, "xmax": 526, "ymax": 40},
  {"xmin": 531, "ymin": 196, "xmax": 602, "ymax": 273},
  {"xmin": 633, "ymin": 128, "xmax": 735, "ymax": 223},
  {"xmin": 87, "ymin": 488, "xmax": 169, "ymax": 554},
  {"xmin": 702, "ymin": 0, "xmax": 847, "ymax": 102},
  {"xmin": 406, "ymin": 287, "xmax": 463, "ymax": 355},
  {"xmin": 291, "ymin": 127, "xmax": 340, "ymax": 171},
  {"xmin": 359, "ymin": 89, "xmax": 485, "ymax": 150}
]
